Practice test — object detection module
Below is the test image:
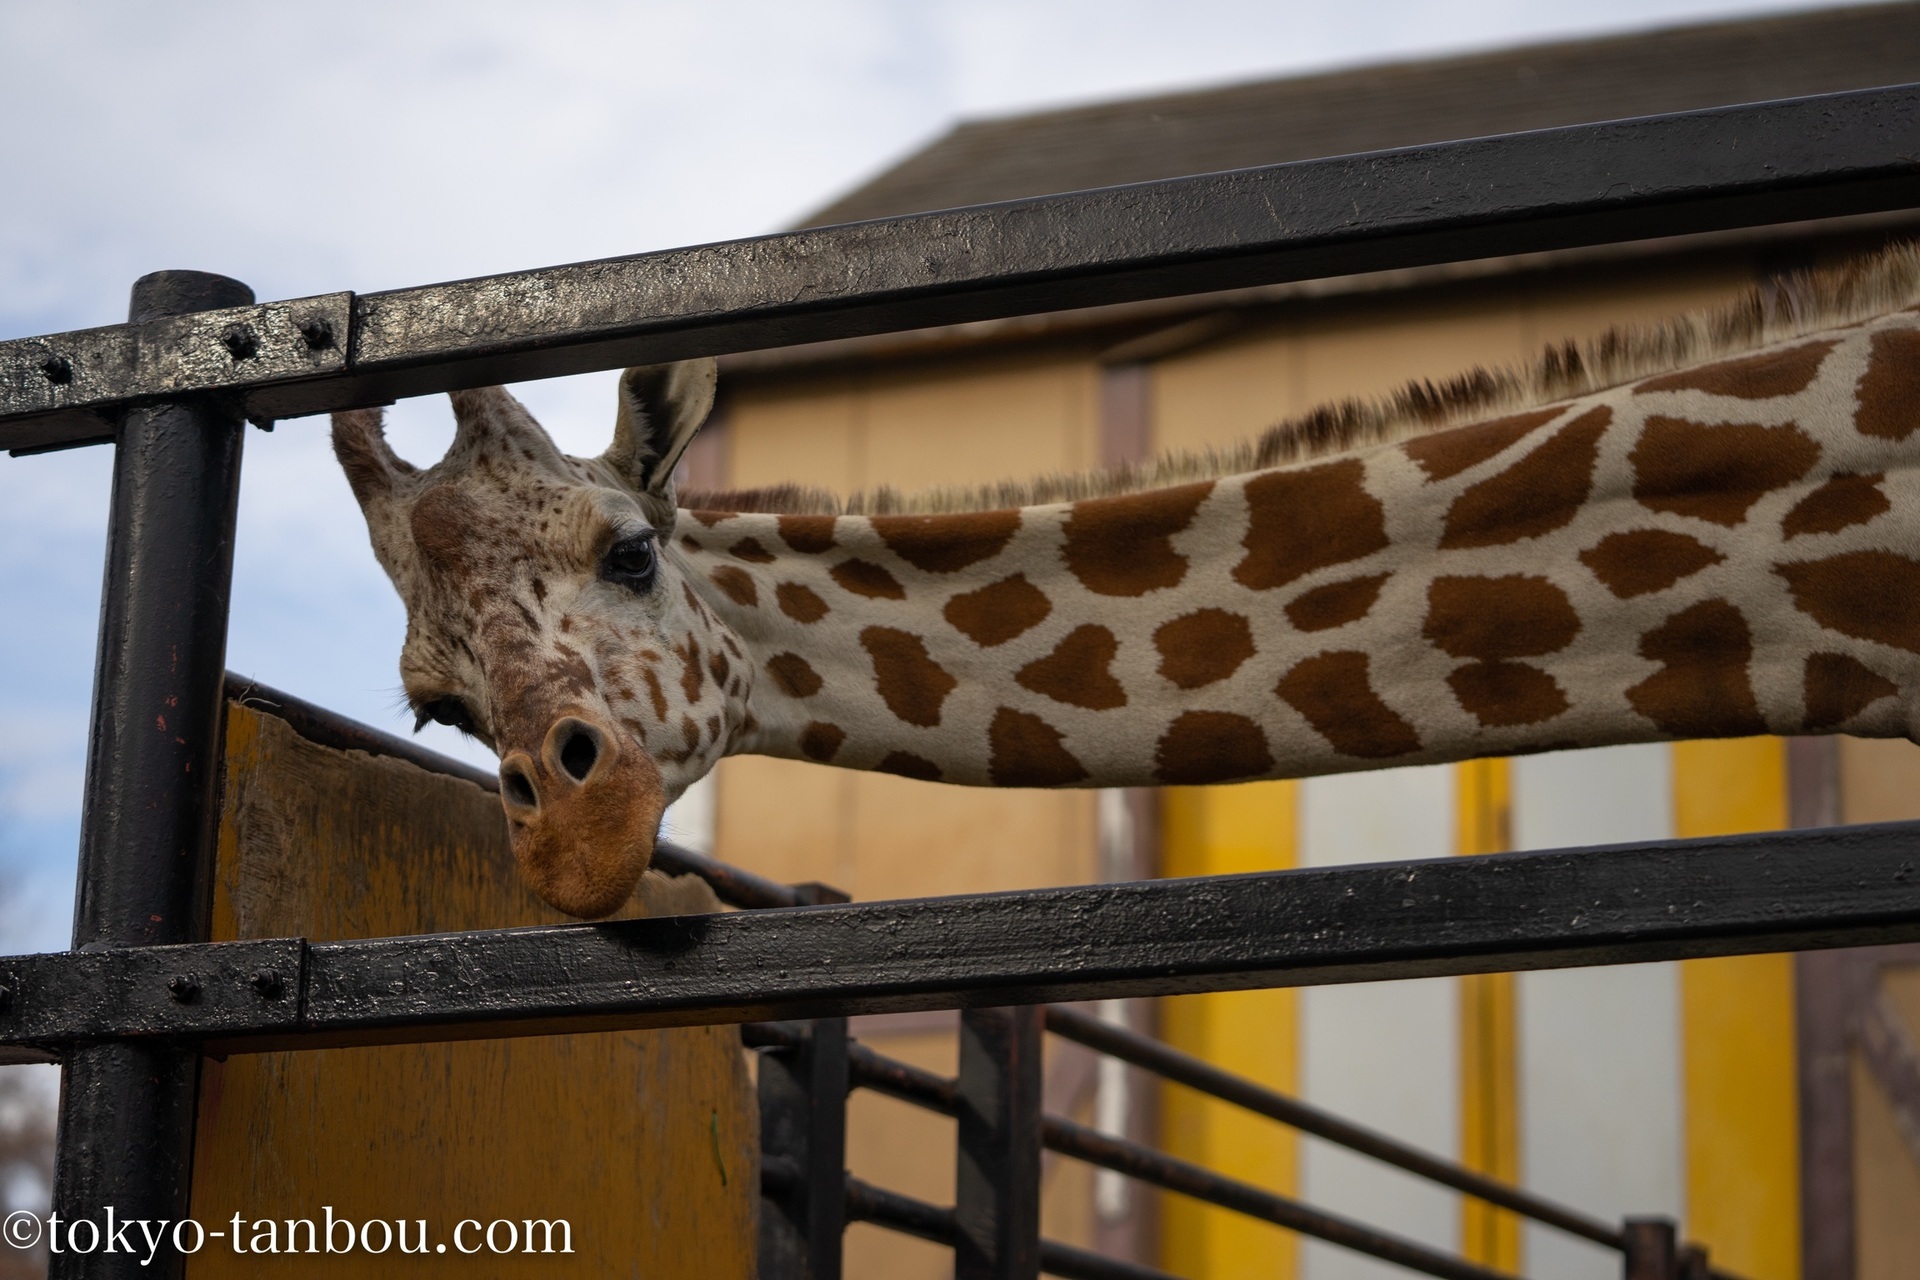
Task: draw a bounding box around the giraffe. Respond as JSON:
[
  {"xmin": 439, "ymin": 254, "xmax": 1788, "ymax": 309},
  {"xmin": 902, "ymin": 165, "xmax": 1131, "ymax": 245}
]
[{"xmin": 333, "ymin": 241, "xmax": 1920, "ymax": 918}]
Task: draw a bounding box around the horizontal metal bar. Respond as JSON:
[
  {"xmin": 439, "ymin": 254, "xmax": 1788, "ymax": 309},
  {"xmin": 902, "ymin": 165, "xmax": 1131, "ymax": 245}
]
[
  {"xmin": 844, "ymin": 1175, "xmax": 957, "ymax": 1246},
  {"xmin": 226, "ymin": 673, "xmax": 499, "ymax": 791},
  {"xmin": 1044, "ymin": 1005, "xmax": 1621, "ymax": 1248},
  {"xmin": 7, "ymin": 83, "xmax": 1920, "ymax": 452},
  {"xmin": 845, "ymin": 1177, "xmax": 1181, "ymax": 1280},
  {"xmin": 741, "ymin": 1020, "xmax": 808, "ymax": 1050},
  {"xmin": 850, "ymin": 1043, "xmax": 959, "ymax": 1114},
  {"xmin": 2, "ymin": 822, "xmax": 1917, "ymax": 1052},
  {"xmin": 846, "ymin": 1032, "xmax": 1553, "ymax": 1280},
  {"xmin": 1043, "ymin": 1115, "xmax": 1510, "ymax": 1280}
]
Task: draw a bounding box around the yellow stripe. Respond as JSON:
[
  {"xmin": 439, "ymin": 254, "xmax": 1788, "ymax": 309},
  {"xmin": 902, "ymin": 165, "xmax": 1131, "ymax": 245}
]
[
  {"xmin": 1672, "ymin": 738, "xmax": 1800, "ymax": 1280},
  {"xmin": 1160, "ymin": 782, "xmax": 1299, "ymax": 1280},
  {"xmin": 1455, "ymin": 759, "xmax": 1522, "ymax": 1272}
]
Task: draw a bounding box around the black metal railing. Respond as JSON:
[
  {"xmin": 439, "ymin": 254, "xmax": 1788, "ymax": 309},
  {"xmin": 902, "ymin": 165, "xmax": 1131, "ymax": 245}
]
[
  {"xmin": 5, "ymin": 80, "xmax": 1920, "ymax": 1280},
  {"xmin": 744, "ymin": 1006, "xmax": 1733, "ymax": 1280}
]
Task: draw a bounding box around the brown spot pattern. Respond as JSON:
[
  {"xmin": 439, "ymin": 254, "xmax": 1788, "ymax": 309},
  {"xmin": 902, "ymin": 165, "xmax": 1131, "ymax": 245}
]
[
  {"xmin": 1636, "ymin": 338, "xmax": 1836, "ymax": 398},
  {"xmin": 873, "ymin": 510, "xmax": 1020, "ymax": 573},
  {"xmin": 729, "ymin": 537, "xmax": 776, "ymax": 563},
  {"xmin": 1275, "ymin": 651, "xmax": 1422, "ymax": 759},
  {"xmin": 1447, "ymin": 662, "xmax": 1570, "ymax": 727},
  {"xmin": 641, "ymin": 667, "xmax": 669, "ymax": 720},
  {"xmin": 676, "ymin": 642, "xmax": 704, "ymax": 704},
  {"xmin": 1777, "ymin": 552, "xmax": 1920, "ymax": 653},
  {"xmin": 861, "ymin": 627, "xmax": 958, "ymax": 726},
  {"xmin": 1858, "ymin": 328, "xmax": 1920, "ymax": 441},
  {"xmin": 690, "ymin": 511, "xmax": 736, "ymax": 527},
  {"xmin": 831, "ymin": 559, "xmax": 907, "ymax": 600},
  {"xmin": 1233, "ymin": 460, "xmax": 1388, "ymax": 591},
  {"xmin": 776, "ymin": 582, "xmax": 830, "ymax": 623},
  {"xmin": 766, "ymin": 653, "xmax": 823, "ymax": 698},
  {"xmin": 778, "ymin": 515, "xmax": 838, "ymax": 554},
  {"xmin": 799, "ymin": 722, "xmax": 845, "ymax": 762},
  {"xmin": 1285, "ymin": 575, "xmax": 1388, "ymax": 632},
  {"xmin": 877, "ymin": 751, "xmax": 943, "ymax": 782},
  {"xmin": 1630, "ymin": 416, "xmax": 1820, "ymax": 527},
  {"xmin": 988, "ymin": 707, "xmax": 1089, "ymax": 786},
  {"xmin": 1404, "ymin": 408, "xmax": 1562, "ymax": 481},
  {"xmin": 1440, "ymin": 406, "xmax": 1610, "ymax": 549},
  {"xmin": 408, "ymin": 485, "xmax": 479, "ymax": 571},
  {"xmin": 944, "ymin": 574, "xmax": 1051, "ymax": 647},
  {"xmin": 1016, "ymin": 625, "xmax": 1128, "ymax": 710},
  {"xmin": 1154, "ymin": 711, "xmax": 1275, "ymax": 784},
  {"xmin": 1804, "ymin": 653, "xmax": 1899, "ymax": 730},
  {"xmin": 1424, "ymin": 576, "xmax": 1581, "ymax": 660},
  {"xmin": 1154, "ymin": 609, "xmax": 1256, "ymax": 689},
  {"xmin": 1781, "ymin": 473, "xmax": 1889, "ymax": 539},
  {"xmin": 1061, "ymin": 482, "xmax": 1213, "ymax": 597},
  {"xmin": 1625, "ymin": 599, "xmax": 1767, "ymax": 737},
  {"xmin": 709, "ymin": 565, "xmax": 759, "ymax": 608},
  {"xmin": 1579, "ymin": 530, "xmax": 1725, "ymax": 599},
  {"xmin": 708, "ymin": 650, "xmax": 731, "ymax": 687}
]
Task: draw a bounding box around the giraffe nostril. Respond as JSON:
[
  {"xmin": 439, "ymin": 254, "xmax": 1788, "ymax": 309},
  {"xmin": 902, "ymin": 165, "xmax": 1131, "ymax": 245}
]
[
  {"xmin": 502, "ymin": 764, "xmax": 538, "ymax": 809},
  {"xmin": 559, "ymin": 727, "xmax": 600, "ymax": 782}
]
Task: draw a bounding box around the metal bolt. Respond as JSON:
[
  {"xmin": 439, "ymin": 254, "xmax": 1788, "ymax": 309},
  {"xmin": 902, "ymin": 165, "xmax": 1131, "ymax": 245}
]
[
  {"xmin": 221, "ymin": 325, "xmax": 259, "ymax": 360},
  {"xmin": 40, "ymin": 355, "xmax": 72, "ymax": 385},
  {"xmin": 250, "ymin": 968, "xmax": 283, "ymax": 998},
  {"xmin": 167, "ymin": 974, "xmax": 200, "ymax": 1003},
  {"xmin": 297, "ymin": 316, "xmax": 335, "ymax": 351}
]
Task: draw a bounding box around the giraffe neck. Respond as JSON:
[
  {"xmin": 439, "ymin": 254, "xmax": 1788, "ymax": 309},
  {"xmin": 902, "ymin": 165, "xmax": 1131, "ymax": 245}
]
[{"xmin": 675, "ymin": 305, "xmax": 1920, "ymax": 788}]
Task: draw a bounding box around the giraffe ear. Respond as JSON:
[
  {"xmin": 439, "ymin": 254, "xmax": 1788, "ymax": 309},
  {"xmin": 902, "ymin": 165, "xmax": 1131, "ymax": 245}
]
[
  {"xmin": 331, "ymin": 406, "xmax": 415, "ymax": 509},
  {"xmin": 605, "ymin": 360, "xmax": 717, "ymax": 510}
]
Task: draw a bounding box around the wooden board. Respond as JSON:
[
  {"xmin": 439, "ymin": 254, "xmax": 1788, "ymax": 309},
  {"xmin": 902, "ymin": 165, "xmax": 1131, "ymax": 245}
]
[{"xmin": 185, "ymin": 701, "xmax": 755, "ymax": 1277}]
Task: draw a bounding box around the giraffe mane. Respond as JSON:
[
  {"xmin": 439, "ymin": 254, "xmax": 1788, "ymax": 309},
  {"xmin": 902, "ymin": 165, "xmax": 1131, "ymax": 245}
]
[{"xmin": 681, "ymin": 238, "xmax": 1920, "ymax": 518}]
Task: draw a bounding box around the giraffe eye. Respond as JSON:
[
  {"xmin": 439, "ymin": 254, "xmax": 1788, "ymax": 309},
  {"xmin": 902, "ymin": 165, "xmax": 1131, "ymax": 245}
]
[
  {"xmin": 602, "ymin": 533, "xmax": 658, "ymax": 593},
  {"xmin": 415, "ymin": 697, "xmax": 476, "ymax": 736}
]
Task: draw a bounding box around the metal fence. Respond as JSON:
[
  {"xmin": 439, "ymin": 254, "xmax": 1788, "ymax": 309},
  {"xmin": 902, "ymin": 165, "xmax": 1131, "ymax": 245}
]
[{"xmin": 2, "ymin": 80, "xmax": 1919, "ymax": 1280}]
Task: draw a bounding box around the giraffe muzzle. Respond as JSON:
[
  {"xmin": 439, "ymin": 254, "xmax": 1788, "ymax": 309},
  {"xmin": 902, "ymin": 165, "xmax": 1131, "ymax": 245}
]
[{"xmin": 498, "ymin": 712, "xmax": 665, "ymax": 919}]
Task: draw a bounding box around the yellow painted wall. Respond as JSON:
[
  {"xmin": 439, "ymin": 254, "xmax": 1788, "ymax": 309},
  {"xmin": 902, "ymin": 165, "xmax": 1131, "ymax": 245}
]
[
  {"xmin": 1672, "ymin": 739, "xmax": 1800, "ymax": 1280},
  {"xmin": 1455, "ymin": 760, "xmax": 1521, "ymax": 1272},
  {"xmin": 192, "ymin": 703, "xmax": 755, "ymax": 1279},
  {"xmin": 1159, "ymin": 782, "xmax": 1300, "ymax": 1280}
]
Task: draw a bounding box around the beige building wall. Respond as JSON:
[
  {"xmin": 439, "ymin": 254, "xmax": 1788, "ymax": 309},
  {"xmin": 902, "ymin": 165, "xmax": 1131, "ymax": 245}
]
[{"xmin": 1150, "ymin": 260, "xmax": 1753, "ymax": 457}]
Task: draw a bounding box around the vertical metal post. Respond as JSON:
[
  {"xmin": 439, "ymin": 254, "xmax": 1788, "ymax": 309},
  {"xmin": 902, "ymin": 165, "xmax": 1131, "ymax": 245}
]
[
  {"xmin": 757, "ymin": 1017, "xmax": 849, "ymax": 1280},
  {"xmin": 1788, "ymin": 734, "xmax": 1857, "ymax": 1280},
  {"xmin": 955, "ymin": 1007, "xmax": 1043, "ymax": 1280},
  {"xmin": 52, "ymin": 271, "xmax": 252, "ymax": 1279},
  {"xmin": 1622, "ymin": 1218, "xmax": 1679, "ymax": 1280}
]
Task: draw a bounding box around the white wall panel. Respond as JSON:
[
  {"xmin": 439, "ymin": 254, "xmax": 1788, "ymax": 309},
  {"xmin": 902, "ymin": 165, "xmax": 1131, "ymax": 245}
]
[
  {"xmin": 1512, "ymin": 745, "xmax": 1685, "ymax": 1280},
  {"xmin": 1300, "ymin": 765, "xmax": 1460, "ymax": 1280}
]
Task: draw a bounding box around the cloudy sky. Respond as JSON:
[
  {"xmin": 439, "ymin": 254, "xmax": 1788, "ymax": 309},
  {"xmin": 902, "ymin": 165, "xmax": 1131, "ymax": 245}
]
[{"xmin": 0, "ymin": 0, "xmax": 1863, "ymax": 954}]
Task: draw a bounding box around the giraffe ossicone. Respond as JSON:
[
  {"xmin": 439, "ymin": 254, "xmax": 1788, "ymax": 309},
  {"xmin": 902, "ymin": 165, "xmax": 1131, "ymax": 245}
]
[{"xmin": 333, "ymin": 242, "xmax": 1920, "ymax": 918}]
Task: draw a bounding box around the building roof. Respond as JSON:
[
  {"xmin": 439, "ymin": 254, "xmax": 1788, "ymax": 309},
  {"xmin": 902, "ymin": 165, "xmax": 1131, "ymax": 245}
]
[
  {"xmin": 801, "ymin": 2, "xmax": 1920, "ymax": 228},
  {"xmin": 723, "ymin": 4, "xmax": 1920, "ymax": 380}
]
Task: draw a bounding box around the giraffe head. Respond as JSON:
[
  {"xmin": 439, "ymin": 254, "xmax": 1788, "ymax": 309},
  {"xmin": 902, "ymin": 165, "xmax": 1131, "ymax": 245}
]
[{"xmin": 331, "ymin": 362, "xmax": 739, "ymax": 918}]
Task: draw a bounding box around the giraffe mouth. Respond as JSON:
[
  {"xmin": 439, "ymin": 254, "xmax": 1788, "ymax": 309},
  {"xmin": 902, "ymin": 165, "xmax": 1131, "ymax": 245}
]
[{"xmin": 498, "ymin": 713, "xmax": 666, "ymax": 919}]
